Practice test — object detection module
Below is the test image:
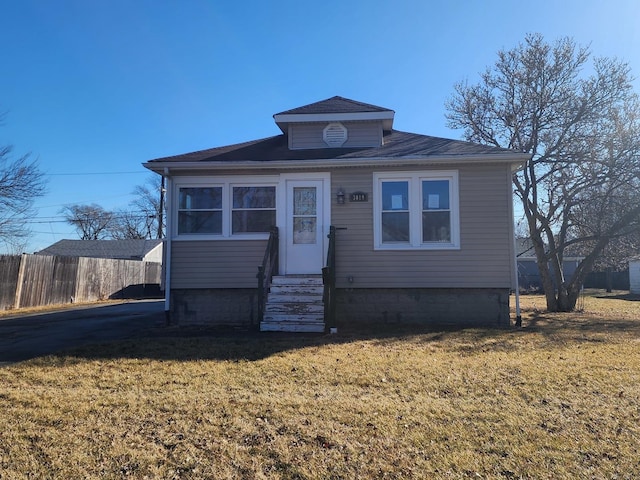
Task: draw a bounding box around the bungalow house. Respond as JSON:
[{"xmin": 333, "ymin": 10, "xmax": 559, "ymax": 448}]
[{"xmin": 144, "ymin": 96, "xmax": 529, "ymax": 331}]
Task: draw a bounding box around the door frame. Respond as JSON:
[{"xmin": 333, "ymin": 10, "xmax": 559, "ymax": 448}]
[{"xmin": 278, "ymin": 172, "xmax": 331, "ymax": 275}]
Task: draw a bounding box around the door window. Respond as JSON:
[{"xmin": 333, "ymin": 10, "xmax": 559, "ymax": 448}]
[{"xmin": 293, "ymin": 187, "xmax": 317, "ymax": 244}]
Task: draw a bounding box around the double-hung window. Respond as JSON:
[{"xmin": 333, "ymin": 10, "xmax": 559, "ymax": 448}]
[
  {"xmin": 374, "ymin": 171, "xmax": 459, "ymax": 250},
  {"xmin": 231, "ymin": 186, "xmax": 276, "ymax": 233},
  {"xmin": 178, "ymin": 187, "xmax": 223, "ymax": 234},
  {"xmin": 176, "ymin": 178, "xmax": 277, "ymax": 238}
]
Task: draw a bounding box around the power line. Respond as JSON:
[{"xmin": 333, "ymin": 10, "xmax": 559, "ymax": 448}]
[
  {"xmin": 35, "ymin": 193, "xmax": 142, "ymax": 210},
  {"xmin": 46, "ymin": 171, "xmax": 148, "ymax": 176},
  {"xmin": 23, "ymin": 213, "xmax": 158, "ymax": 225}
]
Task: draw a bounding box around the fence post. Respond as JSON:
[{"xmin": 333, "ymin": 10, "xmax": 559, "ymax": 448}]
[{"xmin": 13, "ymin": 254, "xmax": 27, "ymax": 309}]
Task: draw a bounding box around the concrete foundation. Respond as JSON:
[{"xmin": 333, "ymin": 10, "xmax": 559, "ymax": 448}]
[
  {"xmin": 170, "ymin": 288, "xmax": 256, "ymax": 328},
  {"xmin": 336, "ymin": 288, "xmax": 511, "ymax": 327},
  {"xmin": 169, "ymin": 287, "xmax": 511, "ymax": 329}
]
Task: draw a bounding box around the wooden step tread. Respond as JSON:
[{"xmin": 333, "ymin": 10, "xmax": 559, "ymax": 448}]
[
  {"xmin": 263, "ymin": 314, "xmax": 324, "ymax": 322},
  {"xmin": 271, "ymin": 276, "xmax": 323, "ymax": 286},
  {"xmin": 265, "ymin": 303, "xmax": 324, "ymax": 314},
  {"xmin": 267, "ymin": 295, "xmax": 323, "ymax": 303},
  {"xmin": 270, "ymin": 285, "xmax": 324, "ymax": 294},
  {"xmin": 260, "ymin": 322, "xmax": 325, "ymax": 333}
]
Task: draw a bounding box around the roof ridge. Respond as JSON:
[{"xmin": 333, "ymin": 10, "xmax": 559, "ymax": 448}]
[
  {"xmin": 274, "ymin": 96, "xmax": 393, "ymax": 116},
  {"xmin": 329, "ymin": 96, "xmax": 394, "ymax": 112}
]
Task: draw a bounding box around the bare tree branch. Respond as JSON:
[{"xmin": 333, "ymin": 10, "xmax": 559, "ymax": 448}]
[
  {"xmin": 60, "ymin": 176, "xmax": 165, "ymax": 241},
  {"xmin": 0, "ymin": 137, "xmax": 47, "ymax": 250},
  {"xmin": 60, "ymin": 204, "xmax": 114, "ymax": 240},
  {"xmin": 447, "ymin": 33, "xmax": 640, "ymax": 311}
]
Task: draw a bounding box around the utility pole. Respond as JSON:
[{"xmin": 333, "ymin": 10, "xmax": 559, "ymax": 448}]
[{"xmin": 157, "ymin": 176, "xmax": 165, "ymax": 239}]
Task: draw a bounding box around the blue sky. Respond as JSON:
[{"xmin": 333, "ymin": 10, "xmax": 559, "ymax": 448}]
[{"xmin": 2, "ymin": 0, "xmax": 639, "ymax": 253}]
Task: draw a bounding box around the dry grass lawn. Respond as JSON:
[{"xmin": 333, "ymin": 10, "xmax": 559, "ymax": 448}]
[{"xmin": 1, "ymin": 291, "xmax": 639, "ymax": 479}]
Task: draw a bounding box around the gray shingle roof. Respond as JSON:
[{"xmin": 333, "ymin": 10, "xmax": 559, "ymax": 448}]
[
  {"xmin": 146, "ymin": 130, "xmax": 519, "ymax": 165},
  {"xmin": 37, "ymin": 239, "xmax": 162, "ymax": 260},
  {"xmin": 274, "ymin": 96, "xmax": 393, "ymax": 115}
]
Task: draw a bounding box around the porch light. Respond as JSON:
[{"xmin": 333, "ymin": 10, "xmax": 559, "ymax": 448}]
[{"xmin": 336, "ymin": 188, "xmax": 346, "ymax": 204}]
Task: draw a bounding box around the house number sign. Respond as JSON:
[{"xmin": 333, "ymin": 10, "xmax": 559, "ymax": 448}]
[{"xmin": 350, "ymin": 191, "xmax": 368, "ymax": 202}]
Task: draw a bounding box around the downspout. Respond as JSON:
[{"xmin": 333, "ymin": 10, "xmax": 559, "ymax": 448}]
[
  {"xmin": 163, "ymin": 168, "xmax": 172, "ymax": 325},
  {"xmin": 508, "ymin": 166, "xmax": 522, "ymax": 327},
  {"xmin": 512, "ymin": 232, "xmax": 522, "ymax": 327}
]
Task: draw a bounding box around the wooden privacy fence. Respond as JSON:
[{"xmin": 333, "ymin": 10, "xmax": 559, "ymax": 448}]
[{"xmin": 0, "ymin": 254, "xmax": 162, "ymax": 311}]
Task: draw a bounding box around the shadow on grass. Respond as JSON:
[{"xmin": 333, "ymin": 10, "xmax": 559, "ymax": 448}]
[
  {"xmin": 592, "ymin": 292, "xmax": 640, "ymax": 302},
  {"xmin": 58, "ymin": 322, "xmax": 521, "ymax": 363},
  {"xmin": 58, "ymin": 317, "xmax": 604, "ymax": 363},
  {"xmin": 23, "ymin": 305, "xmax": 640, "ymax": 365},
  {"xmin": 521, "ymin": 308, "xmax": 640, "ymax": 352}
]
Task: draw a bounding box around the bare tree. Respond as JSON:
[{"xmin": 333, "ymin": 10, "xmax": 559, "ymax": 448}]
[
  {"xmin": 61, "ymin": 176, "xmax": 164, "ymax": 241},
  {"xmin": 447, "ymin": 33, "xmax": 640, "ymax": 311},
  {"xmin": 0, "ymin": 127, "xmax": 47, "ymax": 251},
  {"xmin": 108, "ymin": 209, "xmax": 149, "ymax": 240},
  {"xmin": 591, "ymin": 233, "xmax": 640, "ymax": 273},
  {"xmin": 106, "ymin": 176, "xmax": 164, "ymax": 240},
  {"xmin": 130, "ymin": 175, "xmax": 164, "ymax": 239},
  {"xmin": 61, "ymin": 203, "xmax": 114, "ymax": 240}
]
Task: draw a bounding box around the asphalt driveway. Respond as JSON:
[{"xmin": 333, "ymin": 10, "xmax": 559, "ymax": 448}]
[{"xmin": 0, "ymin": 300, "xmax": 165, "ymax": 366}]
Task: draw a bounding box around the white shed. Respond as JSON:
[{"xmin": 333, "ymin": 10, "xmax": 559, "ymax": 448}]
[{"xmin": 630, "ymin": 257, "xmax": 640, "ymax": 294}]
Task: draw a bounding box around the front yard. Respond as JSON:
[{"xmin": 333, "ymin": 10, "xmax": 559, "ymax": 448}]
[{"xmin": 1, "ymin": 292, "xmax": 639, "ymax": 479}]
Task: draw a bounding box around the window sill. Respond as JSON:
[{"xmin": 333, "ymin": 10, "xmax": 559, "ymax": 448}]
[
  {"xmin": 173, "ymin": 233, "xmax": 270, "ymax": 241},
  {"xmin": 374, "ymin": 243, "xmax": 460, "ymax": 251}
]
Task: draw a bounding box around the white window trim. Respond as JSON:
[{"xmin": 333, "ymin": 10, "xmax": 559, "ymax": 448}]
[
  {"xmin": 373, "ymin": 170, "xmax": 460, "ymax": 250},
  {"xmin": 173, "ymin": 175, "xmax": 279, "ymax": 240},
  {"xmin": 177, "ymin": 183, "xmax": 224, "ymax": 237}
]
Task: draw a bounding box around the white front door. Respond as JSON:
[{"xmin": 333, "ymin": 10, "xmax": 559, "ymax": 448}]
[{"xmin": 283, "ymin": 178, "xmax": 328, "ymax": 274}]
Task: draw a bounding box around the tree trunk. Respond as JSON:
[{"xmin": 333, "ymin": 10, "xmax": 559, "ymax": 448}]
[
  {"xmin": 565, "ymin": 287, "xmax": 582, "ymax": 312},
  {"xmin": 534, "ymin": 246, "xmax": 559, "ymax": 311},
  {"xmin": 541, "ymin": 272, "xmax": 558, "ymax": 311},
  {"xmin": 556, "ymin": 284, "xmax": 578, "ymax": 311},
  {"xmin": 526, "ymin": 221, "xmax": 560, "ymax": 311}
]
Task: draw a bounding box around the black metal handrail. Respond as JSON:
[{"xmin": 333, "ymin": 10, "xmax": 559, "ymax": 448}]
[
  {"xmin": 256, "ymin": 226, "xmax": 279, "ymax": 326},
  {"xmin": 322, "ymin": 226, "xmax": 337, "ymax": 332}
]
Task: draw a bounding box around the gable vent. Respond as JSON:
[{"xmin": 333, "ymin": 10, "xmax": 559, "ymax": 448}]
[{"xmin": 323, "ymin": 122, "xmax": 348, "ymax": 147}]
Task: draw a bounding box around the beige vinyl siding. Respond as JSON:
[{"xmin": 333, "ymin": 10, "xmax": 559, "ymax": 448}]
[
  {"xmin": 171, "ymin": 240, "xmax": 266, "ymax": 288},
  {"xmin": 331, "ymin": 164, "xmax": 513, "ymax": 289},
  {"xmin": 168, "ymin": 163, "xmax": 514, "ymax": 290},
  {"xmin": 289, "ymin": 121, "xmax": 382, "ymax": 149}
]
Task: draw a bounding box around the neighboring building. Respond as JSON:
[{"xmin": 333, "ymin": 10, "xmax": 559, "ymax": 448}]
[
  {"xmin": 37, "ymin": 239, "xmax": 163, "ymax": 263},
  {"xmin": 630, "ymin": 257, "xmax": 640, "ymax": 294},
  {"xmin": 144, "ymin": 96, "xmax": 529, "ymax": 331},
  {"xmin": 515, "ymin": 237, "xmax": 582, "ymax": 291}
]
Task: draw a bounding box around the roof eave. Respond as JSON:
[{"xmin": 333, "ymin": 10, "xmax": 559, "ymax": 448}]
[
  {"xmin": 143, "ymin": 153, "xmax": 530, "ymax": 173},
  {"xmin": 274, "ymin": 111, "xmax": 395, "ymax": 133}
]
